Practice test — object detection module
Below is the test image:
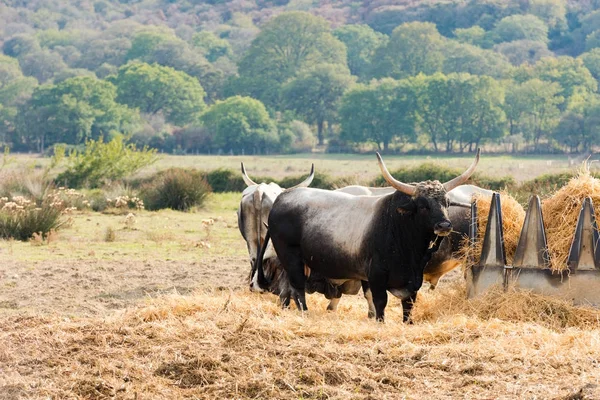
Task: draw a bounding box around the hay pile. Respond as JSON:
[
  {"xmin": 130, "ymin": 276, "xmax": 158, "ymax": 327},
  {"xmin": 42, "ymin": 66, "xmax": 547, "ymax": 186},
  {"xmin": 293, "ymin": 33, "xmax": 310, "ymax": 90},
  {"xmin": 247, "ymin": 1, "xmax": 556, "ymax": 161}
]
[
  {"xmin": 3, "ymin": 288, "xmax": 600, "ymax": 399},
  {"xmin": 542, "ymin": 165, "xmax": 600, "ymax": 271},
  {"xmin": 459, "ymin": 192, "xmax": 525, "ymax": 266}
]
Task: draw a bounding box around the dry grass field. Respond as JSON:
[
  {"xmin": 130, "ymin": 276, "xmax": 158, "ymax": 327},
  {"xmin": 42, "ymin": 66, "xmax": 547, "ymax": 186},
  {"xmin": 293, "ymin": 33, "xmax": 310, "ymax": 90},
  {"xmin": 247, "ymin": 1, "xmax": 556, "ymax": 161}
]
[
  {"xmin": 3, "ymin": 155, "xmax": 600, "ymax": 399},
  {"xmin": 10, "ymin": 152, "xmax": 594, "ymax": 183}
]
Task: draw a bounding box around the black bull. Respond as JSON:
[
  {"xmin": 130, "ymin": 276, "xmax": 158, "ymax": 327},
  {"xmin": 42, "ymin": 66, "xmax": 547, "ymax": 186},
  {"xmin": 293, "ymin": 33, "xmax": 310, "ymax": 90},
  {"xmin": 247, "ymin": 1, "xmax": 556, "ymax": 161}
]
[{"xmin": 256, "ymin": 150, "xmax": 480, "ymax": 322}]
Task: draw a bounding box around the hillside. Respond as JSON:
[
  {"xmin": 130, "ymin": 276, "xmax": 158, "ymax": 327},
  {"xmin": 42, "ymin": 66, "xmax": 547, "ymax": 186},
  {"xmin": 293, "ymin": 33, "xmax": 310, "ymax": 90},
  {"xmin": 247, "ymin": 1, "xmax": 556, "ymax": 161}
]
[{"xmin": 2, "ymin": 0, "xmax": 600, "ymax": 154}]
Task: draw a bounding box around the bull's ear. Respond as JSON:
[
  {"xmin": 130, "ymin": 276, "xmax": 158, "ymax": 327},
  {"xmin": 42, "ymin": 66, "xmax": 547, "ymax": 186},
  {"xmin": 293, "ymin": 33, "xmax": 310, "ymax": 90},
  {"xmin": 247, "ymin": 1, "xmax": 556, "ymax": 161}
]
[{"xmin": 396, "ymin": 200, "xmax": 416, "ymax": 215}]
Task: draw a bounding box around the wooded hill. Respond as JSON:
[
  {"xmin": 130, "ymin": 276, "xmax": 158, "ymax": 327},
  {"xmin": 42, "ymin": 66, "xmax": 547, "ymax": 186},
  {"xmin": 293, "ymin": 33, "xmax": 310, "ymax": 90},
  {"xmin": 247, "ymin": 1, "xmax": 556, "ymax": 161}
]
[{"xmin": 2, "ymin": 0, "xmax": 600, "ymax": 153}]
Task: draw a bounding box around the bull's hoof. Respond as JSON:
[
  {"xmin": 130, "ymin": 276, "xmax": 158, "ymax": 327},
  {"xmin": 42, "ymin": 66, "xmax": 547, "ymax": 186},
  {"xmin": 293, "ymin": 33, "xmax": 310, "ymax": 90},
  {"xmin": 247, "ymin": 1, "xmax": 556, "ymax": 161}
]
[
  {"xmin": 367, "ymin": 311, "xmax": 376, "ymax": 319},
  {"xmin": 429, "ymin": 284, "xmax": 436, "ymax": 291}
]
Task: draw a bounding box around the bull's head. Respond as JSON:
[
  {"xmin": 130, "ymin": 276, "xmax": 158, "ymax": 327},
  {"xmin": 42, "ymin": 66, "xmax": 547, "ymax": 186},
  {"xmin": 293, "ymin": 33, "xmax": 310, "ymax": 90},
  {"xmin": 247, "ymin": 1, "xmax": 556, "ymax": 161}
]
[
  {"xmin": 237, "ymin": 163, "xmax": 315, "ymax": 292},
  {"xmin": 376, "ymin": 149, "xmax": 480, "ymax": 237}
]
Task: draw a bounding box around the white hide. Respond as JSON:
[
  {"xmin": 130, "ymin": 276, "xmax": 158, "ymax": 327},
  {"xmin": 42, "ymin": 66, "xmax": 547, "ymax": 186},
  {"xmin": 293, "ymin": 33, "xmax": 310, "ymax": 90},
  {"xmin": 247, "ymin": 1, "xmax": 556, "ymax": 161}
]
[
  {"xmin": 239, "ymin": 182, "xmax": 281, "ymax": 268},
  {"xmin": 448, "ymin": 184, "xmax": 494, "ymax": 204}
]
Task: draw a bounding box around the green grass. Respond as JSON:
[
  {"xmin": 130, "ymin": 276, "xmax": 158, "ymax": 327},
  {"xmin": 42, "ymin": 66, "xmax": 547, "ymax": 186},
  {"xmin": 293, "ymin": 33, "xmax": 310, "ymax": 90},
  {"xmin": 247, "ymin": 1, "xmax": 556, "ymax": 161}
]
[
  {"xmin": 145, "ymin": 154, "xmax": 587, "ymax": 184},
  {"xmin": 7, "ymin": 152, "xmax": 591, "ymax": 184},
  {"xmin": 4, "ymin": 192, "xmax": 245, "ymax": 263}
]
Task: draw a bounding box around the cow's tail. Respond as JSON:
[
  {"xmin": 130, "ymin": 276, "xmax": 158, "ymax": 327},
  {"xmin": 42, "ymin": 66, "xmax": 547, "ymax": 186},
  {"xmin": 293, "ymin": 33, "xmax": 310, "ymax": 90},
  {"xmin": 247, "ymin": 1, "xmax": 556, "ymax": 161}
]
[{"xmin": 255, "ymin": 228, "xmax": 271, "ymax": 289}]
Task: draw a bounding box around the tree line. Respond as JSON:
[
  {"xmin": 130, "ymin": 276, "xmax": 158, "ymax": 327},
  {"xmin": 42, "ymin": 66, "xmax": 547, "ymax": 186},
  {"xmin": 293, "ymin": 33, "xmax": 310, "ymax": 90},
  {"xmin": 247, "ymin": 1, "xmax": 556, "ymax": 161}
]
[{"xmin": 2, "ymin": 0, "xmax": 600, "ymax": 153}]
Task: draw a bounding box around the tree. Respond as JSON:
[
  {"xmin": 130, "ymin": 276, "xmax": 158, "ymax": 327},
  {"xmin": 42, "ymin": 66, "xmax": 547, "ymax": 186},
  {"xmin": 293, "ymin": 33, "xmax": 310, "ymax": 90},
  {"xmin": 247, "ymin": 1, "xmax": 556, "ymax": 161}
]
[
  {"xmin": 200, "ymin": 96, "xmax": 279, "ymax": 154},
  {"xmin": 454, "ymin": 26, "xmax": 490, "ymax": 48},
  {"xmin": 281, "ymin": 64, "xmax": 355, "ymax": 145},
  {"xmin": 235, "ymin": 12, "xmax": 347, "ymax": 108},
  {"xmin": 504, "ymin": 79, "xmax": 563, "ymax": 151},
  {"xmin": 418, "ymin": 73, "xmax": 506, "ymax": 152},
  {"xmin": 2, "ymin": 34, "xmax": 41, "ymax": 58},
  {"xmin": 340, "ymin": 78, "xmax": 418, "ymax": 151},
  {"xmin": 110, "ymin": 62, "xmax": 206, "ymax": 126},
  {"xmin": 491, "ymin": 15, "xmax": 550, "ymax": 44},
  {"xmin": 16, "ymin": 76, "xmax": 138, "ymax": 152},
  {"xmin": 191, "ymin": 31, "xmax": 233, "ymax": 62},
  {"xmin": 124, "ymin": 27, "xmax": 223, "ymax": 102},
  {"xmin": 527, "ymin": 0, "xmax": 567, "ymax": 34},
  {"xmin": 19, "ymin": 49, "xmax": 68, "ymax": 83},
  {"xmin": 580, "ymin": 49, "xmax": 600, "ymax": 81},
  {"xmin": 333, "ymin": 24, "xmax": 387, "ymax": 80},
  {"xmin": 442, "ymin": 41, "xmax": 512, "ymax": 78},
  {"xmin": 553, "ymin": 91, "xmax": 600, "ymax": 152},
  {"xmin": 0, "ymin": 55, "xmax": 37, "ymax": 144},
  {"xmin": 494, "ymin": 40, "xmax": 554, "ymax": 66},
  {"xmin": 531, "ymin": 56, "xmax": 597, "ymax": 102},
  {"xmin": 371, "ymin": 22, "xmax": 445, "ymax": 79},
  {"xmin": 586, "ymin": 31, "xmax": 600, "ymax": 51}
]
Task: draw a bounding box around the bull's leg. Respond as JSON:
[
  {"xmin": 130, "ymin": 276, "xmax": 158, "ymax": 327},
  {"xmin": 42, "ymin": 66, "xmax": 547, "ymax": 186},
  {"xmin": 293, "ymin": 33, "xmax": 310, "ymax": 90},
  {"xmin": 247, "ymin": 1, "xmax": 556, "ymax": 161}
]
[
  {"xmin": 361, "ymin": 281, "xmax": 376, "ymax": 319},
  {"xmin": 287, "ymin": 257, "xmax": 308, "ymax": 312},
  {"xmin": 291, "ymin": 287, "xmax": 308, "ymax": 312},
  {"xmin": 369, "ymin": 266, "xmax": 388, "ymax": 322},
  {"xmin": 274, "ymin": 244, "xmax": 308, "ymax": 312},
  {"xmin": 371, "ymin": 287, "xmax": 387, "ymax": 322},
  {"xmin": 279, "ymin": 290, "xmax": 291, "ymax": 308},
  {"xmin": 401, "ymin": 292, "xmax": 417, "ymax": 324},
  {"xmin": 326, "ymin": 297, "xmax": 341, "ymax": 311}
]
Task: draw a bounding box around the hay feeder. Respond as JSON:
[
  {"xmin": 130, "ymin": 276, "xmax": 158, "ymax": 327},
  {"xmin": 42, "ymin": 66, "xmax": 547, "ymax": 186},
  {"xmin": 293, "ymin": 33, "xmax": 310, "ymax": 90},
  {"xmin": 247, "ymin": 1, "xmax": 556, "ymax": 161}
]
[{"xmin": 466, "ymin": 193, "xmax": 600, "ymax": 305}]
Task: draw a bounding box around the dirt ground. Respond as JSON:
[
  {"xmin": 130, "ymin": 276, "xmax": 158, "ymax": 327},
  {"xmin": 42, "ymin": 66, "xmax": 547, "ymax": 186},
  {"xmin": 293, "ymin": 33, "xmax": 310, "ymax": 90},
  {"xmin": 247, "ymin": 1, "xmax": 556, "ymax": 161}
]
[
  {"xmin": 2, "ymin": 194, "xmax": 600, "ymax": 399},
  {"xmin": 0, "ymin": 256, "xmax": 248, "ymax": 317}
]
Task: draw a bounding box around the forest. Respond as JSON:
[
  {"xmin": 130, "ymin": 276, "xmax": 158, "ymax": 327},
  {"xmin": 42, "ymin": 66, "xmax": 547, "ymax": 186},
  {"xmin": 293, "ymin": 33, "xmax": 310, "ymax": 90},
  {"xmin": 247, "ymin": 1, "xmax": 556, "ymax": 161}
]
[{"xmin": 2, "ymin": 0, "xmax": 600, "ymax": 154}]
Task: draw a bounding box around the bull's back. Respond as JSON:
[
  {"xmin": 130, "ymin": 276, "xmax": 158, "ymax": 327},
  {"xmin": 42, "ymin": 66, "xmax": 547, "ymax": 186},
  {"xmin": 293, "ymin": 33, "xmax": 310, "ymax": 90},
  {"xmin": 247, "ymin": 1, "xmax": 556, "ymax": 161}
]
[{"xmin": 269, "ymin": 188, "xmax": 380, "ymax": 280}]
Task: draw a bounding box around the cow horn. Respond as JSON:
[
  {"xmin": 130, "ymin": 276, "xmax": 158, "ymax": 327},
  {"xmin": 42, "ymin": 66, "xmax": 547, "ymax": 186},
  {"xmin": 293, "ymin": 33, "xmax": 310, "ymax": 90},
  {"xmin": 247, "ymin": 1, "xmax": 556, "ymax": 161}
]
[
  {"xmin": 287, "ymin": 164, "xmax": 315, "ymax": 189},
  {"xmin": 443, "ymin": 148, "xmax": 481, "ymax": 191},
  {"xmin": 241, "ymin": 162, "xmax": 258, "ymax": 187},
  {"xmin": 375, "ymin": 153, "xmax": 417, "ymax": 196}
]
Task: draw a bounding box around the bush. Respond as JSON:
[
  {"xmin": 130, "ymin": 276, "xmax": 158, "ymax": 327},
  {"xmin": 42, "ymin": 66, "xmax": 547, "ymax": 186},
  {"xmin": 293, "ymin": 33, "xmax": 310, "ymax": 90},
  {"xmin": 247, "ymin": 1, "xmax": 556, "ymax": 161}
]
[
  {"xmin": 0, "ymin": 196, "xmax": 68, "ymax": 241},
  {"xmin": 204, "ymin": 168, "xmax": 276, "ymax": 193},
  {"xmin": 370, "ymin": 163, "xmax": 463, "ymax": 187},
  {"xmin": 142, "ymin": 168, "xmax": 212, "ymax": 211},
  {"xmin": 471, "ymin": 174, "xmax": 516, "ymax": 191},
  {"xmin": 369, "ymin": 162, "xmax": 514, "ymax": 192},
  {"xmin": 85, "ymin": 189, "xmax": 109, "ymax": 212},
  {"xmin": 278, "ymin": 171, "xmax": 353, "ymax": 190},
  {"xmin": 204, "ymin": 168, "xmax": 247, "ymax": 192},
  {"xmin": 512, "ymin": 172, "xmax": 576, "ymax": 203},
  {"xmin": 56, "ymin": 136, "xmax": 158, "ymax": 189}
]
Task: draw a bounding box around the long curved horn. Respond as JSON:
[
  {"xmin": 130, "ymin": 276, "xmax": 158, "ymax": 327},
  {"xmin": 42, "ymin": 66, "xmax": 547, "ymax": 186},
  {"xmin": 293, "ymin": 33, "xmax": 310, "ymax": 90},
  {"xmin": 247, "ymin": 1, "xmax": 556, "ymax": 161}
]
[
  {"xmin": 241, "ymin": 162, "xmax": 258, "ymax": 187},
  {"xmin": 287, "ymin": 164, "xmax": 315, "ymax": 189},
  {"xmin": 376, "ymin": 153, "xmax": 417, "ymax": 196},
  {"xmin": 443, "ymin": 148, "xmax": 481, "ymax": 191}
]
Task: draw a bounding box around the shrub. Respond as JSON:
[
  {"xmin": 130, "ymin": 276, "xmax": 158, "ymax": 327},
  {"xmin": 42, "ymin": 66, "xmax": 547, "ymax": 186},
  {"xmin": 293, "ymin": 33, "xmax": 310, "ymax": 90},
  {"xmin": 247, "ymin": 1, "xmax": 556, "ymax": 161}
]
[
  {"xmin": 107, "ymin": 195, "xmax": 144, "ymax": 211},
  {"xmin": 204, "ymin": 168, "xmax": 246, "ymax": 192},
  {"xmin": 278, "ymin": 171, "xmax": 353, "ymax": 190},
  {"xmin": 85, "ymin": 189, "xmax": 109, "ymax": 212},
  {"xmin": 471, "ymin": 174, "xmax": 516, "ymax": 191},
  {"xmin": 513, "ymin": 172, "xmax": 576, "ymax": 203},
  {"xmin": 0, "ymin": 196, "xmax": 68, "ymax": 241},
  {"xmin": 204, "ymin": 168, "xmax": 276, "ymax": 193},
  {"xmin": 142, "ymin": 168, "xmax": 212, "ymax": 211},
  {"xmin": 104, "ymin": 227, "xmax": 116, "ymax": 242},
  {"xmin": 370, "ymin": 163, "xmax": 463, "ymax": 187},
  {"xmin": 56, "ymin": 136, "xmax": 158, "ymax": 188},
  {"xmin": 369, "ymin": 162, "xmax": 514, "ymax": 192}
]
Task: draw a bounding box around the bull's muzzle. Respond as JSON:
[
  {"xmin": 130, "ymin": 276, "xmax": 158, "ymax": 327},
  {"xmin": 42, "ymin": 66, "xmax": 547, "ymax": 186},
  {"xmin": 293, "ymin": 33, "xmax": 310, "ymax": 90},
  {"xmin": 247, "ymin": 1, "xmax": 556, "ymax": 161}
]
[{"xmin": 434, "ymin": 220, "xmax": 452, "ymax": 236}]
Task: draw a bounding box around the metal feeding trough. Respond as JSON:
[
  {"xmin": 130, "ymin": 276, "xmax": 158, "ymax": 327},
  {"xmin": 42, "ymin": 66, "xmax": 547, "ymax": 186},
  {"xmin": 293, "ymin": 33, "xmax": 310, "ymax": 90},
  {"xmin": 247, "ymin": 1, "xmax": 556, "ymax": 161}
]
[{"xmin": 466, "ymin": 193, "xmax": 600, "ymax": 305}]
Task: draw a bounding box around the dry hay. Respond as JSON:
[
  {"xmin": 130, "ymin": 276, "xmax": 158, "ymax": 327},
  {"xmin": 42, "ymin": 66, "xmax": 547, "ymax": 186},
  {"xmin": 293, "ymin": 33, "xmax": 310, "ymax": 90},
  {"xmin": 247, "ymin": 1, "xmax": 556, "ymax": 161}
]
[
  {"xmin": 3, "ymin": 286, "xmax": 600, "ymax": 399},
  {"xmin": 542, "ymin": 166, "xmax": 600, "ymax": 271},
  {"xmin": 459, "ymin": 192, "xmax": 525, "ymax": 266}
]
